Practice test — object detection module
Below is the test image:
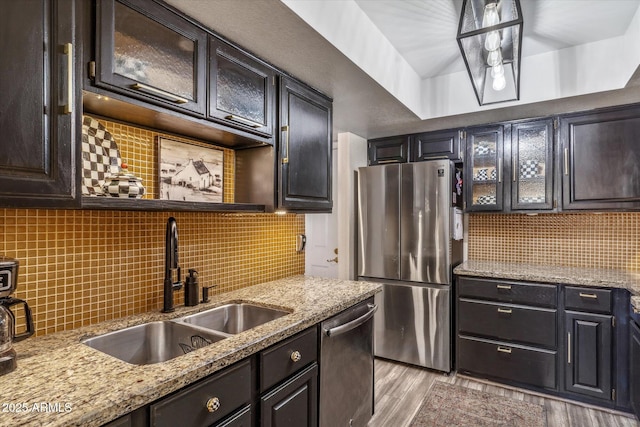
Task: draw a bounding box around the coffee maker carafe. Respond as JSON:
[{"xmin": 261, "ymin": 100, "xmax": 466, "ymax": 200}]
[{"xmin": 0, "ymin": 257, "xmax": 34, "ymax": 375}]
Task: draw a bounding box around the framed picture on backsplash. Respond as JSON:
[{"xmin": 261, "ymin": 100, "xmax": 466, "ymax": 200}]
[{"xmin": 157, "ymin": 137, "xmax": 224, "ymax": 203}]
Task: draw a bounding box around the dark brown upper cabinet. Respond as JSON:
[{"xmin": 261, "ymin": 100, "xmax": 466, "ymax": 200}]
[
  {"xmin": 209, "ymin": 37, "xmax": 275, "ymax": 140},
  {"xmin": 94, "ymin": 0, "xmax": 207, "ymax": 116},
  {"xmin": 561, "ymin": 105, "xmax": 640, "ymax": 210},
  {"xmin": 410, "ymin": 129, "xmax": 463, "ymax": 162},
  {"xmin": 510, "ymin": 119, "xmax": 555, "ymax": 211},
  {"xmin": 464, "ymin": 124, "xmax": 505, "ymax": 212},
  {"xmin": 279, "ymin": 76, "xmax": 333, "ymax": 212},
  {"xmin": 368, "ymin": 136, "xmax": 409, "ymax": 165},
  {"xmin": 464, "ymin": 119, "xmax": 554, "ymax": 213},
  {"xmin": 0, "ymin": 0, "xmax": 80, "ymax": 208}
]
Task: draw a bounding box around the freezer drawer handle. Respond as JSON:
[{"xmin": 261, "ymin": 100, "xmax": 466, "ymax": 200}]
[{"xmin": 324, "ymin": 304, "xmax": 378, "ymax": 337}]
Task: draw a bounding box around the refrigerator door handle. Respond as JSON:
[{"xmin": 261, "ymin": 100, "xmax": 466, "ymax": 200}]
[{"xmin": 324, "ymin": 304, "xmax": 378, "ymax": 337}]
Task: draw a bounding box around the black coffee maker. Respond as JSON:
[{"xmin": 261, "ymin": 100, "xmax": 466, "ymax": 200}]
[{"xmin": 0, "ymin": 257, "xmax": 34, "ymax": 375}]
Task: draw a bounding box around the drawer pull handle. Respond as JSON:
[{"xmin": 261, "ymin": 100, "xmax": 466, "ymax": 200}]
[
  {"xmin": 496, "ymin": 284, "xmax": 511, "ymax": 290},
  {"xmin": 225, "ymin": 114, "xmax": 262, "ymax": 128},
  {"xmin": 497, "ymin": 346, "xmax": 512, "ymax": 354},
  {"xmin": 568, "ymin": 332, "xmax": 571, "ymax": 364},
  {"xmin": 579, "ymin": 292, "xmax": 598, "ymax": 299},
  {"xmin": 206, "ymin": 397, "xmax": 220, "ymax": 413},
  {"xmin": 290, "ymin": 350, "xmax": 302, "ymax": 362},
  {"xmin": 282, "ymin": 125, "xmax": 290, "ymax": 164},
  {"xmin": 130, "ymin": 83, "xmax": 189, "ymax": 104},
  {"xmin": 497, "ymin": 308, "xmax": 512, "ymax": 314},
  {"xmin": 64, "ymin": 43, "xmax": 73, "ymax": 114}
]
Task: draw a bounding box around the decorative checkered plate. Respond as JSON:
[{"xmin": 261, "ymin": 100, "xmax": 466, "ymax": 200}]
[
  {"xmin": 476, "ymin": 195, "xmax": 497, "ymax": 205},
  {"xmin": 520, "ymin": 160, "xmax": 540, "ymax": 179},
  {"xmin": 81, "ymin": 116, "xmax": 122, "ymax": 196},
  {"xmin": 519, "ymin": 196, "xmax": 546, "ymax": 204}
]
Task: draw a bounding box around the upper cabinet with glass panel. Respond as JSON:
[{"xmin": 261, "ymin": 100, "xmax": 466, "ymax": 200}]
[
  {"xmin": 465, "ymin": 124, "xmax": 505, "ymax": 211},
  {"xmin": 208, "ymin": 37, "xmax": 275, "ymax": 139},
  {"xmin": 95, "ymin": 0, "xmax": 207, "ymax": 115},
  {"xmin": 464, "ymin": 118, "xmax": 555, "ymax": 213},
  {"xmin": 511, "ymin": 119, "xmax": 554, "ymax": 210}
]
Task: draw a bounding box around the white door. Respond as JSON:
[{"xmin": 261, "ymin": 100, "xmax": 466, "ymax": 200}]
[{"xmin": 305, "ymin": 147, "xmax": 339, "ymax": 278}]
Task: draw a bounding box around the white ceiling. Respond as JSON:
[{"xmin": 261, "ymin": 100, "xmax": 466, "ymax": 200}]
[
  {"xmin": 166, "ymin": 0, "xmax": 640, "ymax": 140},
  {"xmin": 355, "ymin": 0, "xmax": 640, "ymax": 78}
]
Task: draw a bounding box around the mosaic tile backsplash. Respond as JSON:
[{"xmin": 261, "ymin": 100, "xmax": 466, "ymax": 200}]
[
  {"xmin": 468, "ymin": 213, "xmax": 640, "ymax": 271},
  {"xmin": 2, "ymin": 209, "xmax": 305, "ymax": 337},
  {"xmin": 2, "ymin": 116, "xmax": 302, "ymax": 337}
]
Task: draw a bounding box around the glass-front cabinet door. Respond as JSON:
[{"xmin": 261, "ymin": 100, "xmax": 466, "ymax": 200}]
[
  {"xmin": 209, "ymin": 37, "xmax": 275, "ymax": 139},
  {"xmin": 511, "ymin": 119, "xmax": 554, "ymax": 210},
  {"xmin": 95, "ymin": 0, "xmax": 207, "ymax": 115},
  {"xmin": 465, "ymin": 125, "xmax": 504, "ymax": 211}
]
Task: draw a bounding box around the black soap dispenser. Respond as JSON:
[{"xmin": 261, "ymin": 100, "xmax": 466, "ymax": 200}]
[{"xmin": 185, "ymin": 269, "xmax": 199, "ymax": 307}]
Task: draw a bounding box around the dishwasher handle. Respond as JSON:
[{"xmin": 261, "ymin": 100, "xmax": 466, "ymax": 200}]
[{"xmin": 324, "ymin": 304, "xmax": 378, "ymax": 337}]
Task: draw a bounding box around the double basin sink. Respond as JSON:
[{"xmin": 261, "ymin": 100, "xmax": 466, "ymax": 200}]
[{"xmin": 83, "ymin": 303, "xmax": 291, "ymax": 365}]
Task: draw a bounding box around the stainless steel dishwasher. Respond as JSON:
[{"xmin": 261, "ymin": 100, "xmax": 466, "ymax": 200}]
[{"xmin": 319, "ymin": 297, "xmax": 377, "ymax": 427}]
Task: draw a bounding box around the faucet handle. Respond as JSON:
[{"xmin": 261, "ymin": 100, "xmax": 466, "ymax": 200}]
[{"xmin": 201, "ymin": 284, "xmax": 217, "ymax": 303}]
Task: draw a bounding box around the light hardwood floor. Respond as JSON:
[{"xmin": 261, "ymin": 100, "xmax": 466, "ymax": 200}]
[{"xmin": 368, "ymin": 358, "xmax": 640, "ymax": 427}]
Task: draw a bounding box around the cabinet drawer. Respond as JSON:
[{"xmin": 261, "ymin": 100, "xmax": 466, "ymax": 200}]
[
  {"xmin": 565, "ymin": 287, "xmax": 612, "ymax": 314},
  {"xmin": 260, "ymin": 327, "xmax": 318, "ymax": 392},
  {"xmin": 459, "ymin": 299, "xmax": 557, "ymax": 348},
  {"xmin": 458, "ymin": 277, "xmax": 557, "ymax": 307},
  {"xmin": 150, "ymin": 359, "xmax": 251, "ymax": 427},
  {"xmin": 458, "ymin": 336, "xmax": 557, "ymax": 389}
]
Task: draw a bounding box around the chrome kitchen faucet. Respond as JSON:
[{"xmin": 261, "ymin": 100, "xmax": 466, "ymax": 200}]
[{"xmin": 162, "ymin": 217, "xmax": 183, "ymax": 313}]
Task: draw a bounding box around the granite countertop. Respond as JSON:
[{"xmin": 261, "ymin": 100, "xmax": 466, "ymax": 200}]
[
  {"xmin": 3, "ymin": 275, "xmax": 381, "ymax": 427},
  {"xmin": 454, "ymin": 260, "xmax": 640, "ymax": 310}
]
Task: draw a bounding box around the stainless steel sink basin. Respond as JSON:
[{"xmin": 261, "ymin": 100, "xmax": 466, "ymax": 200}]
[
  {"xmin": 174, "ymin": 303, "xmax": 291, "ymax": 334},
  {"xmin": 83, "ymin": 321, "xmax": 227, "ymax": 365}
]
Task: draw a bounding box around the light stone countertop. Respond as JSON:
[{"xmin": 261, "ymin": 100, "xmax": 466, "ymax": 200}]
[
  {"xmin": 454, "ymin": 260, "xmax": 640, "ymax": 310},
  {"xmin": 4, "ymin": 275, "xmax": 381, "ymax": 427}
]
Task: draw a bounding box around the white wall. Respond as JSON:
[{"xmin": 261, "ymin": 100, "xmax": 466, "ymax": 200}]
[{"xmin": 337, "ymin": 132, "xmax": 368, "ymax": 280}]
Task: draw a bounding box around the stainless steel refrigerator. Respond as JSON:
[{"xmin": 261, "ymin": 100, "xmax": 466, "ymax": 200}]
[{"xmin": 357, "ymin": 160, "xmax": 463, "ymax": 372}]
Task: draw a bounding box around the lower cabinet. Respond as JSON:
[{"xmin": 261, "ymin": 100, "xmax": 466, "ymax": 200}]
[
  {"xmin": 150, "ymin": 359, "xmax": 252, "ymax": 427},
  {"xmin": 260, "ymin": 364, "xmax": 318, "ymax": 427},
  {"xmin": 456, "ymin": 277, "xmax": 558, "ymax": 391},
  {"xmin": 456, "ymin": 276, "xmax": 629, "ymax": 411},
  {"xmin": 101, "ymin": 326, "xmax": 321, "ymax": 427},
  {"xmin": 630, "ymin": 316, "xmax": 640, "ymax": 419},
  {"xmin": 565, "ymin": 311, "xmax": 613, "ymax": 400}
]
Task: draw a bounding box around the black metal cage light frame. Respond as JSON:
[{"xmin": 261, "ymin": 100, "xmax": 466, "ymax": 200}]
[{"xmin": 457, "ymin": 0, "xmax": 523, "ymax": 106}]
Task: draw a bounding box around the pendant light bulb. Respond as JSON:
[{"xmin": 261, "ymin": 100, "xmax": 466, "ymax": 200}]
[
  {"xmin": 484, "ymin": 31, "xmax": 501, "ymax": 51},
  {"xmin": 493, "ymin": 74, "xmax": 507, "ymax": 91},
  {"xmin": 487, "ymin": 49, "xmax": 502, "ymax": 67},
  {"xmin": 491, "ymin": 62, "xmax": 505, "ymax": 79},
  {"xmin": 482, "ymin": 2, "xmax": 500, "ymax": 28}
]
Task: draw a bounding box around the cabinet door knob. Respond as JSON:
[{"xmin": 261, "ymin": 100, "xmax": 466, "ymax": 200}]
[
  {"xmin": 290, "ymin": 350, "xmax": 302, "ymax": 362},
  {"xmin": 206, "ymin": 397, "xmax": 220, "ymax": 413}
]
